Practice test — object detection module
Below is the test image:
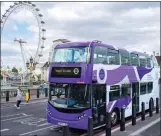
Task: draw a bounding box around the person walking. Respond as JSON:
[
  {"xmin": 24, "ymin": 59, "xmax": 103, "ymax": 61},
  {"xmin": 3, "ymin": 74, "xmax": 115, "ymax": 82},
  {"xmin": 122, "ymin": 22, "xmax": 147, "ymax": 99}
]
[{"xmin": 15, "ymin": 87, "xmax": 23, "ymax": 109}]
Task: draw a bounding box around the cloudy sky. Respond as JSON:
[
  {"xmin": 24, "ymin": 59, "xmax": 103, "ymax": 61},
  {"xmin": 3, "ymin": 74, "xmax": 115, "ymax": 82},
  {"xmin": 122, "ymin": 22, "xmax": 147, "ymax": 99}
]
[{"xmin": 1, "ymin": 2, "xmax": 160, "ymax": 70}]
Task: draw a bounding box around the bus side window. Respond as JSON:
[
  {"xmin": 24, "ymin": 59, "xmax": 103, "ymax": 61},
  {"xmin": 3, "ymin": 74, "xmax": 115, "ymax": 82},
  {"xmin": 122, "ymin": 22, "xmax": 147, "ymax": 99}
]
[
  {"xmin": 109, "ymin": 85, "xmax": 120, "ymax": 101},
  {"xmin": 108, "ymin": 49, "xmax": 120, "ymax": 65},
  {"xmin": 121, "ymin": 84, "xmax": 131, "ymax": 97},
  {"xmin": 147, "ymin": 82, "xmax": 153, "ymax": 93},
  {"xmin": 119, "ymin": 49, "xmax": 130, "ymax": 66},
  {"xmin": 140, "ymin": 83, "xmax": 147, "ymax": 95},
  {"xmin": 94, "ymin": 46, "xmax": 107, "ymax": 64},
  {"xmin": 130, "ymin": 53, "xmax": 139, "ymax": 66},
  {"xmin": 147, "ymin": 58, "xmax": 151, "ymax": 68},
  {"xmin": 139, "ymin": 56, "xmax": 147, "ymax": 67}
]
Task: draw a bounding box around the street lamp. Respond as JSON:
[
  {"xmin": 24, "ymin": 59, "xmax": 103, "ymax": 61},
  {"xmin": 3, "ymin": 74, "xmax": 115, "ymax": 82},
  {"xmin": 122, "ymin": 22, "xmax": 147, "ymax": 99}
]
[{"xmin": 26, "ymin": 57, "xmax": 34, "ymax": 87}]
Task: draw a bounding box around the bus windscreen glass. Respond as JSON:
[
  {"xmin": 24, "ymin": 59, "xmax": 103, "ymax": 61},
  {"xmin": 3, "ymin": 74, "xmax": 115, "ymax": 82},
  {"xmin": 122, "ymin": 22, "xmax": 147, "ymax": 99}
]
[
  {"xmin": 52, "ymin": 47, "xmax": 90, "ymax": 63},
  {"xmin": 49, "ymin": 84, "xmax": 91, "ymax": 109}
]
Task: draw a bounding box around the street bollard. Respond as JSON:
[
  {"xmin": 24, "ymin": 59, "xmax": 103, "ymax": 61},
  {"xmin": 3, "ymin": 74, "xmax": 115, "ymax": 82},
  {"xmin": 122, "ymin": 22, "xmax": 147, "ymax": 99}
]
[
  {"xmin": 106, "ymin": 112, "xmax": 111, "ymax": 136},
  {"xmin": 132, "ymin": 104, "xmax": 136, "ymax": 126},
  {"xmin": 87, "ymin": 117, "xmax": 93, "ymax": 136},
  {"xmin": 28, "ymin": 89, "xmax": 30, "ymax": 100},
  {"xmin": 37, "ymin": 88, "xmax": 39, "ymax": 98},
  {"xmin": 149, "ymin": 99, "xmax": 153, "ymax": 117},
  {"xmin": 120, "ymin": 107, "xmax": 125, "ymax": 131},
  {"xmin": 141, "ymin": 102, "xmax": 145, "ymax": 121},
  {"xmin": 45, "ymin": 88, "xmax": 48, "ymax": 97},
  {"xmin": 63, "ymin": 124, "xmax": 70, "ymax": 136},
  {"xmin": 6, "ymin": 91, "xmax": 9, "ymax": 102},
  {"xmin": 156, "ymin": 98, "xmax": 159, "ymax": 114}
]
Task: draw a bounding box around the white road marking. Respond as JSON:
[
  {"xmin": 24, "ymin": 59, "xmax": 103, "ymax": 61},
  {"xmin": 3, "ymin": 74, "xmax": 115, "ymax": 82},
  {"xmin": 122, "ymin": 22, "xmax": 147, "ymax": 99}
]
[
  {"xmin": 14, "ymin": 116, "xmax": 47, "ymax": 126},
  {"xmin": 99, "ymin": 109, "xmax": 161, "ymax": 136},
  {"xmin": 129, "ymin": 118, "xmax": 160, "ymax": 136},
  {"xmin": 22, "ymin": 113, "xmax": 27, "ymax": 116},
  {"xmin": 1, "ymin": 128, "xmax": 9, "ymax": 132},
  {"xmin": 37, "ymin": 122, "xmax": 50, "ymax": 127},
  {"xmin": 1, "ymin": 115, "xmax": 32, "ymax": 122},
  {"xmin": 1, "ymin": 113, "xmax": 24, "ymax": 118},
  {"xmin": 19, "ymin": 126, "xmax": 56, "ymax": 136}
]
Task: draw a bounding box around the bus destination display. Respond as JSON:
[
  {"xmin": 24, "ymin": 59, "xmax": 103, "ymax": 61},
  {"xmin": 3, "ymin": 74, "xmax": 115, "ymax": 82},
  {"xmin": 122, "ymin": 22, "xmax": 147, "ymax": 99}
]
[{"xmin": 51, "ymin": 67, "xmax": 81, "ymax": 78}]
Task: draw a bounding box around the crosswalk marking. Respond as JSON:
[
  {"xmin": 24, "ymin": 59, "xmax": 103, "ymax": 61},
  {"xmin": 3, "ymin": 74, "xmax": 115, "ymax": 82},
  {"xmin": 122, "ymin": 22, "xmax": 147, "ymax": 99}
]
[
  {"xmin": 1, "ymin": 115, "xmax": 32, "ymax": 122},
  {"xmin": 1, "ymin": 128, "xmax": 9, "ymax": 132},
  {"xmin": 1, "ymin": 113, "xmax": 24, "ymax": 118}
]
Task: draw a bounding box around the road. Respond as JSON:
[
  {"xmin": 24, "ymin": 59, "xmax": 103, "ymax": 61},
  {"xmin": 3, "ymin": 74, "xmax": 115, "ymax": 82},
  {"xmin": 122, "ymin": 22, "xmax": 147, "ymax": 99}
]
[
  {"xmin": 1, "ymin": 99, "xmax": 160, "ymax": 136},
  {"xmin": 1, "ymin": 100, "xmax": 62, "ymax": 136},
  {"xmin": 140, "ymin": 122, "xmax": 160, "ymax": 136}
]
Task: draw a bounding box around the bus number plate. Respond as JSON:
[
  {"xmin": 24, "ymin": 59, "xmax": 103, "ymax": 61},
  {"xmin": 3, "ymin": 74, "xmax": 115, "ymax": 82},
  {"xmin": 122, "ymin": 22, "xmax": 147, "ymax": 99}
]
[{"xmin": 58, "ymin": 122, "xmax": 67, "ymax": 126}]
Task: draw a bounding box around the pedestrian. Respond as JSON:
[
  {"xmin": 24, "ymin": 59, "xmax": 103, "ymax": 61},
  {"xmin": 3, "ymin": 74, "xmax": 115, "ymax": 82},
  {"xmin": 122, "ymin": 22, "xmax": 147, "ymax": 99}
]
[{"xmin": 14, "ymin": 87, "xmax": 23, "ymax": 109}]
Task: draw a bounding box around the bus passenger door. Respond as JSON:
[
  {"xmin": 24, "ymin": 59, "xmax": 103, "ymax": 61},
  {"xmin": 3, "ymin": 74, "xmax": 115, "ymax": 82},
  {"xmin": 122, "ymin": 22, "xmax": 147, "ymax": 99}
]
[
  {"xmin": 92, "ymin": 84, "xmax": 106, "ymax": 128},
  {"xmin": 132, "ymin": 82, "xmax": 139, "ymax": 112}
]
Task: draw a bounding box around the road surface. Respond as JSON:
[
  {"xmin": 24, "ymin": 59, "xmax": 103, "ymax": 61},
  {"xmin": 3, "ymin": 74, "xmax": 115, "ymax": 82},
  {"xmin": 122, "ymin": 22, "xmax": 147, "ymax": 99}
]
[{"xmin": 1, "ymin": 99, "xmax": 160, "ymax": 136}]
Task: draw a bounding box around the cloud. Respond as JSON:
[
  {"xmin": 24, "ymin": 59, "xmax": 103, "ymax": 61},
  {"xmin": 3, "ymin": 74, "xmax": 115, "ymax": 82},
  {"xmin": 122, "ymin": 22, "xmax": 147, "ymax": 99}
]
[{"xmin": 1, "ymin": 2, "xmax": 160, "ymax": 69}]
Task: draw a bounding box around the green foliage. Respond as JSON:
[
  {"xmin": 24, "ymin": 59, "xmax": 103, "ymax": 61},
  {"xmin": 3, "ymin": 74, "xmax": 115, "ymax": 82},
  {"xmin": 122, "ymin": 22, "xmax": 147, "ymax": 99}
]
[{"xmin": 12, "ymin": 67, "xmax": 18, "ymax": 73}]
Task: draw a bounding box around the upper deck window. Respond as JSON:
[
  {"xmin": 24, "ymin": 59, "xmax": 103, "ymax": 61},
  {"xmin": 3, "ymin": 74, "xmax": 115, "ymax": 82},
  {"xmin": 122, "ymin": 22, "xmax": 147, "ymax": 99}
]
[
  {"xmin": 139, "ymin": 56, "xmax": 147, "ymax": 67},
  {"xmin": 94, "ymin": 46, "xmax": 107, "ymax": 64},
  {"xmin": 120, "ymin": 50, "xmax": 130, "ymax": 66},
  {"xmin": 130, "ymin": 53, "xmax": 139, "ymax": 66},
  {"xmin": 107, "ymin": 49, "xmax": 120, "ymax": 65},
  {"xmin": 53, "ymin": 46, "xmax": 90, "ymax": 63},
  {"xmin": 147, "ymin": 58, "xmax": 151, "ymax": 68}
]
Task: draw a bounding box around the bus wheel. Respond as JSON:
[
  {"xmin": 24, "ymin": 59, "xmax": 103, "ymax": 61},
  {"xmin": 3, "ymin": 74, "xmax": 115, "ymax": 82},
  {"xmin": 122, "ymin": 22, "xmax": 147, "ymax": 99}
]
[{"xmin": 111, "ymin": 109, "xmax": 119, "ymax": 126}]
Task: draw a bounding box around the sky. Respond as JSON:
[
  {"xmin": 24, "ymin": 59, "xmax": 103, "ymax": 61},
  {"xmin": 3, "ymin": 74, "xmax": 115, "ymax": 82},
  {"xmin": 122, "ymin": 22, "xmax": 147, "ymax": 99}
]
[{"xmin": 1, "ymin": 2, "xmax": 160, "ymax": 70}]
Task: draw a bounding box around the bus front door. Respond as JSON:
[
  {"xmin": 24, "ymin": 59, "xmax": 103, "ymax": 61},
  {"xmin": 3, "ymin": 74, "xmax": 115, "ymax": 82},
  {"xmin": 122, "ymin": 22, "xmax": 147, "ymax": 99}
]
[
  {"xmin": 132, "ymin": 82, "xmax": 139, "ymax": 112},
  {"xmin": 92, "ymin": 84, "xmax": 106, "ymax": 128}
]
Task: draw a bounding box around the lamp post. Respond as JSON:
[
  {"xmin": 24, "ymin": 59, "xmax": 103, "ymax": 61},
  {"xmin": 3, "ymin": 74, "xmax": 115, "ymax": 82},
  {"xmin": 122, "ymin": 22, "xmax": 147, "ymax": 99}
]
[{"xmin": 26, "ymin": 57, "xmax": 35, "ymax": 87}]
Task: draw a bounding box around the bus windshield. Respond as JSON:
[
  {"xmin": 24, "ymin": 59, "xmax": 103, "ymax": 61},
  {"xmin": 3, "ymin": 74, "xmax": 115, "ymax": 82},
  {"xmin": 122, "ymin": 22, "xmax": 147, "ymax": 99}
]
[
  {"xmin": 52, "ymin": 47, "xmax": 90, "ymax": 63},
  {"xmin": 49, "ymin": 84, "xmax": 91, "ymax": 109}
]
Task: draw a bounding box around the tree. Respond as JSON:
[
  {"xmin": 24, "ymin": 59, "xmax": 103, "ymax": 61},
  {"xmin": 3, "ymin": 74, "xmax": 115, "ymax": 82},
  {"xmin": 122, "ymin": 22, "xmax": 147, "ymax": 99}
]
[
  {"xmin": 37, "ymin": 74, "xmax": 41, "ymax": 81},
  {"xmin": 12, "ymin": 67, "xmax": 18, "ymax": 73}
]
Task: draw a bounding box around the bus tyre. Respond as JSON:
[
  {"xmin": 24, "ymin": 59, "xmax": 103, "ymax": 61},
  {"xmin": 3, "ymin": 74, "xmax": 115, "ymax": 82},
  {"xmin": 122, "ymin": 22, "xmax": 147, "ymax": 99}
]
[{"xmin": 111, "ymin": 109, "xmax": 119, "ymax": 126}]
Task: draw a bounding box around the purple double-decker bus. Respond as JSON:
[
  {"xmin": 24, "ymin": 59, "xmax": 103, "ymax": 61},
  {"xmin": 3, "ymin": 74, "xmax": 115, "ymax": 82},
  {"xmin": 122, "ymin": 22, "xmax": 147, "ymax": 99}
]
[{"xmin": 47, "ymin": 40, "xmax": 160, "ymax": 130}]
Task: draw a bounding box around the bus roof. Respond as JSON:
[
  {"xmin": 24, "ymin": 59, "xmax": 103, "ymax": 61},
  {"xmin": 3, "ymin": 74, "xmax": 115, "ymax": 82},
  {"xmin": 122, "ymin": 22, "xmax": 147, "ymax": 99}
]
[
  {"xmin": 55, "ymin": 41, "xmax": 116, "ymax": 49},
  {"xmin": 55, "ymin": 41, "xmax": 150, "ymax": 57}
]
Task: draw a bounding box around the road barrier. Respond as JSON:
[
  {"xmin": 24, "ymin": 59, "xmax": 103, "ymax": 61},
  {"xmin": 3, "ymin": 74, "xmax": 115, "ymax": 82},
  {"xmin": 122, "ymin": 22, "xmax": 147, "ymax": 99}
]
[
  {"xmin": 149, "ymin": 99, "xmax": 153, "ymax": 117},
  {"xmin": 63, "ymin": 124, "xmax": 70, "ymax": 136},
  {"xmin": 106, "ymin": 112, "xmax": 111, "ymax": 136},
  {"xmin": 120, "ymin": 107, "xmax": 125, "ymax": 131},
  {"xmin": 132, "ymin": 104, "xmax": 136, "ymax": 126},
  {"xmin": 156, "ymin": 98, "xmax": 159, "ymax": 114},
  {"xmin": 141, "ymin": 102, "xmax": 145, "ymax": 121},
  {"xmin": 87, "ymin": 117, "xmax": 93, "ymax": 136}
]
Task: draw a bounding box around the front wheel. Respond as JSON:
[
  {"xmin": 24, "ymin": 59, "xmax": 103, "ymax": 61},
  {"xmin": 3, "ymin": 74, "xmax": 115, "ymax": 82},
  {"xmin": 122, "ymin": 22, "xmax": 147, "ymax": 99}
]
[{"xmin": 111, "ymin": 109, "xmax": 119, "ymax": 126}]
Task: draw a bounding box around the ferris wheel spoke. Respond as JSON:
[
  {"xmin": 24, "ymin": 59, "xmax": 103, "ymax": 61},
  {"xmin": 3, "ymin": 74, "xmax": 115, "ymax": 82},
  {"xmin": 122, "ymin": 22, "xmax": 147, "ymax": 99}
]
[{"xmin": 1, "ymin": 2, "xmax": 46, "ymax": 71}]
